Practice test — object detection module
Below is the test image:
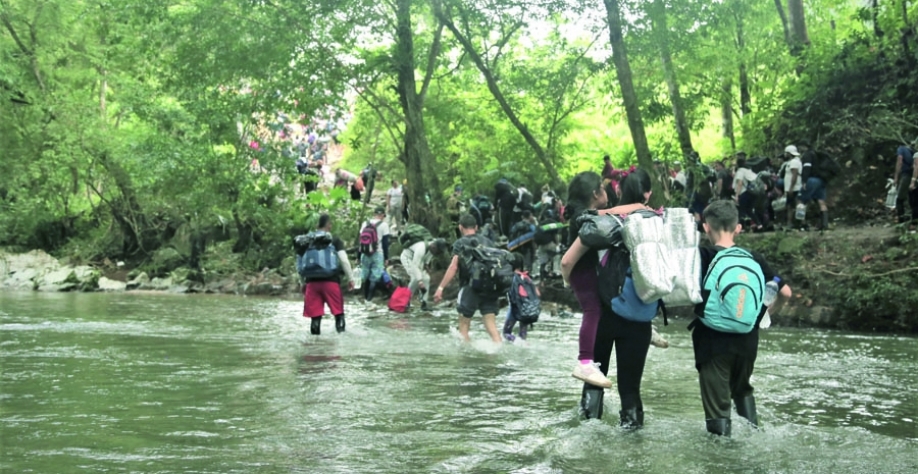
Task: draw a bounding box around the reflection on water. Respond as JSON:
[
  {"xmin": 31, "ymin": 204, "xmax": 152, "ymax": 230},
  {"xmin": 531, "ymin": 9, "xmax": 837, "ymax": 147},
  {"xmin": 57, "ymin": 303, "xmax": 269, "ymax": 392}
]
[{"xmin": 1, "ymin": 291, "xmax": 916, "ymax": 474}]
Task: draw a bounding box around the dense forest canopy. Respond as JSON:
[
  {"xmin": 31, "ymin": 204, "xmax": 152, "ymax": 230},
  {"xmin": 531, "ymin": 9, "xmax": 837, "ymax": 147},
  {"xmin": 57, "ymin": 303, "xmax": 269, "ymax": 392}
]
[{"xmin": 2, "ymin": 0, "xmax": 917, "ymax": 269}]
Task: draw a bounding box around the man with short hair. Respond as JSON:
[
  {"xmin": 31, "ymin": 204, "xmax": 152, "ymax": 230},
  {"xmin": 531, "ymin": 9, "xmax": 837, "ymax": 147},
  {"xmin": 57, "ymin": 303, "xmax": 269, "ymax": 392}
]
[
  {"xmin": 386, "ymin": 179, "xmax": 405, "ymax": 231},
  {"xmin": 894, "ymin": 140, "xmax": 917, "ymax": 225},
  {"xmin": 301, "ymin": 214, "xmax": 355, "ymax": 335},
  {"xmin": 358, "ymin": 207, "xmax": 391, "ymax": 303},
  {"xmin": 433, "ymin": 214, "xmax": 503, "ymax": 343}
]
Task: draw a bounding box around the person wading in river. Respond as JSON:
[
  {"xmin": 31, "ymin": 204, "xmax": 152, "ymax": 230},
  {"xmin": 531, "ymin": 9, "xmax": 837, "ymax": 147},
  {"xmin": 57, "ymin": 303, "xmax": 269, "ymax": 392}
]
[
  {"xmin": 299, "ymin": 214, "xmax": 355, "ymax": 335},
  {"xmin": 690, "ymin": 200, "xmax": 791, "ymax": 436},
  {"xmin": 433, "ymin": 213, "xmax": 503, "ymax": 343},
  {"xmin": 561, "ymin": 170, "xmax": 654, "ymax": 424}
]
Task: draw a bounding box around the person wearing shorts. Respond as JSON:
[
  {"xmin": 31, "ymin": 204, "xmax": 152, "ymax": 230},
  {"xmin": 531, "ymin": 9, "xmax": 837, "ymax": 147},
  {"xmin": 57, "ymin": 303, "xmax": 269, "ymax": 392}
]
[
  {"xmin": 303, "ymin": 214, "xmax": 355, "ymax": 335},
  {"xmin": 434, "ymin": 213, "xmax": 502, "ymax": 343}
]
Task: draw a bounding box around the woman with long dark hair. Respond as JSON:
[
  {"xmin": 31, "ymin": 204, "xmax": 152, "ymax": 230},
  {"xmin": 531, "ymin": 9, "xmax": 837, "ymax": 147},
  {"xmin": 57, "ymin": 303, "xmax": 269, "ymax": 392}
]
[{"xmin": 561, "ymin": 168, "xmax": 655, "ymax": 426}]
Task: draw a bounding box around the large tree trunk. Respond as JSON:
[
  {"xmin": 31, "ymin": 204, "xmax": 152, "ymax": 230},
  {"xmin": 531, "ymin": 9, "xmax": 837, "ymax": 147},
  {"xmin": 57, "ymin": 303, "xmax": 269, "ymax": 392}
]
[
  {"xmin": 394, "ymin": 0, "xmax": 441, "ymax": 232},
  {"xmin": 602, "ymin": 0, "xmax": 652, "ymax": 169},
  {"xmin": 773, "ymin": 0, "xmax": 794, "ymax": 55},
  {"xmin": 787, "ymin": 0, "xmax": 810, "ymax": 51},
  {"xmin": 651, "ymin": 0, "xmax": 693, "ymax": 157},
  {"xmin": 433, "ymin": 2, "xmax": 564, "ymax": 191},
  {"xmin": 721, "ymin": 79, "xmax": 736, "ymax": 151}
]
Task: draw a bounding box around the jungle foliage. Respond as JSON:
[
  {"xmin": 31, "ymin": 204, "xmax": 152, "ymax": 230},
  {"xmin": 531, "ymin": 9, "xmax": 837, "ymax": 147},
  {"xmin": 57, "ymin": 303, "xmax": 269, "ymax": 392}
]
[{"xmin": 2, "ymin": 0, "xmax": 917, "ymax": 280}]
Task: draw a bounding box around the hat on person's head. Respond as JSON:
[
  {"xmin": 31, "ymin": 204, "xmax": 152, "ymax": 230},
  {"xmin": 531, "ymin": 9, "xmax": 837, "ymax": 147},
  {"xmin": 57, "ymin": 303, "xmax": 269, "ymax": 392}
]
[
  {"xmin": 735, "ymin": 150, "xmax": 747, "ymax": 156},
  {"xmin": 784, "ymin": 145, "xmax": 800, "ymax": 157},
  {"xmin": 454, "ymin": 185, "xmax": 463, "ymax": 192},
  {"xmin": 374, "ymin": 206, "xmax": 386, "ymax": 215}
]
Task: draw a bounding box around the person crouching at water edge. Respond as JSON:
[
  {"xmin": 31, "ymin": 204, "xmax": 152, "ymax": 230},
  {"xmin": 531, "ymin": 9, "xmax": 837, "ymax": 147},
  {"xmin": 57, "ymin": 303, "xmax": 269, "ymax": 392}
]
[
  {"xmin": 561, "ymin": 169, "xmax": 659, "ymax": 426},
  {"xmin": 434, "ymin": 213, "xmax": 504, "ymax": 343},
  {"xmin": 295, "ymin": 214, "xmax": 355, "ymax": 335},
  {"xmin": 691, "ymin": 200, "xmax": 791, "ymax": 436}
]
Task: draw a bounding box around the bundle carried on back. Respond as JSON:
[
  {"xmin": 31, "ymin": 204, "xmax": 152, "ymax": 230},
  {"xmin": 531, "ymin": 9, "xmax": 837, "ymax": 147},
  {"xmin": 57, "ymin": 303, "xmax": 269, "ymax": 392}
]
[
  {"xmin": 622, "ymin": 210, "xmax": 675, "ymax": 302},
  {"xmin": 576, "ymin": 211, "xmax": 626, "ymax": 249},
  {"xmin": 661, "ymin": 208, "xmax": 703, "ymax": 307}
]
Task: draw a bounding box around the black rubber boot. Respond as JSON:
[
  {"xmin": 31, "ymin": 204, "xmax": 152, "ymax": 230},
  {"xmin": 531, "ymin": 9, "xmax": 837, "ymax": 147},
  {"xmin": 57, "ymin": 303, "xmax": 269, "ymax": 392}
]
[
  {"xmin": 619, "ymin": 408, "xmax": 644, "ymax": 429},
  {"xmin": 310, "ymin": 317, "xmax": 322, "ymax": 335},
  {"xmin": 706, "ymin": 418, "xmax": 732, "ymax": 436},
  {"xmin": 734, "ymin": 395, "xmax": 758, "ymax": 428},
  {"xmin": 334, "ymin": 314, "xmax": 346, "ymax": 333},
  {"xmin": 579, "ymin": 384, "xmax": 604, "ymax": 420},
  {"xmin": 819, "ymin": 211, "xmax": 829, "ymax": 230}
]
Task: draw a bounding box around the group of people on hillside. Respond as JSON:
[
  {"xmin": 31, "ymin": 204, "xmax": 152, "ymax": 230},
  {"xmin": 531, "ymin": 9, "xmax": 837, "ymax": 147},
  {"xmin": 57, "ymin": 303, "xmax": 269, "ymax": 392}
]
[{"xmin": 648, "ymin": 143, "xmax": 841, "ymax": 233}]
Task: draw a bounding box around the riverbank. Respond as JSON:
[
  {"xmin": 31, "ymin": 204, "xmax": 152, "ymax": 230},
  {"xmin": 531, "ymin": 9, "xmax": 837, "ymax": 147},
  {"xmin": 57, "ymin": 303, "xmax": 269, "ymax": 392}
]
[{"xmin": 3, "ymin": 223, "xmax": 916, "ymax": 332}]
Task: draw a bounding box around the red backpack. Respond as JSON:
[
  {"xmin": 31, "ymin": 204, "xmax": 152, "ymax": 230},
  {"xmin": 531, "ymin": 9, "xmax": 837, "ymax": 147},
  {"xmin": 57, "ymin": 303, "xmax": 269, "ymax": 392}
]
[
  {"xmin": 388, "ymin": 287, "xmax": 411, "ymax": 313},
  {"xmin": 359, "ymin": 221, "xmax": 380, "ymax": 255}
]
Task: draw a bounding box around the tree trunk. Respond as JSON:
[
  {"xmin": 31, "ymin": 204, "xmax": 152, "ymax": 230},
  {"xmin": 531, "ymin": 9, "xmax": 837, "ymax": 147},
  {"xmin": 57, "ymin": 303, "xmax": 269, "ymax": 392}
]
[
  {"xmin": 394, "ymin": 0, "xmax": 441, "ymax": 232},
  {"xmin": 651, "ymin": 0, "xmax": 693, "ymax": 157},
  {"xmin": 787, "ymin": 0, "xmax": 810, "ymax": 50},
  {"xmin": 602, "ymin": 0, "xmax": 653, "ymax": 171},
  {"xmin": 773, "ymin": 0, "xmax": 794, "ymax": 55},
  {"xmin": 735, "ymin": 9, "xmax": 751, "ymax": 116},
  {"xmin": 721, "ymin": 79, "xmax": 736, "ymax": 152},
  {"xmin": 433, "ymin": 1, "xmax": 564, "ymax": 191}
]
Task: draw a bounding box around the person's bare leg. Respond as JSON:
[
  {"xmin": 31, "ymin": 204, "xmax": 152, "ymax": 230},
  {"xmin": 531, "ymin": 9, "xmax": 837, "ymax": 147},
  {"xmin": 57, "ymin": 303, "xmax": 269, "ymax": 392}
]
[
  {"xmin": 458, "ymin": 316, "xmax": 472, "ymax": 342},
  {"xmin": 482, "ymin": 313, "xmax": 503, "ymax": 343}
]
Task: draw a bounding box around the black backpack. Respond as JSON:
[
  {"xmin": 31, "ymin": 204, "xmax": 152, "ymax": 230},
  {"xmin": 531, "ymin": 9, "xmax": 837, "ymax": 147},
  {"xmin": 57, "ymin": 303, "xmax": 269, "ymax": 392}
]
[
  {"xmin": 509, "ymin": 273, "xmax": 541, "ymax": 324},
  {"xmin": 815, "ymin": 151, "xmax": 842, "ymax": 182},
  {"xmin": 597, "ymin": 245, "xmax": 630, "ymax": 309},
  {"xmin": 462, "ymin": 244, "xmax": 514, "ymax": 293}
]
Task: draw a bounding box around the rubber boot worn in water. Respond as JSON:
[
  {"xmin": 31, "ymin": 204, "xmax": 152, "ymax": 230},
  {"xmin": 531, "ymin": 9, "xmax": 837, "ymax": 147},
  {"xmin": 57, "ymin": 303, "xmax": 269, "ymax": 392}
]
[
  {"xmin": 579, "ymin": 384, "xmax": 604, "ymax": 420},
  {"xmin": 734, "ymin": 395, "xmax": 758, "ymax": 428},
  {"xmin": 310, "ymin": 317, "xmax": 322, "ymax": 335},
  {"xmin": 706, "ymin": 418, "xmax": 732, "ymax": 436},
  {"xmin": 335, "ymin": 315, "xmax": 346, "ymax": 333},
  {"xmin": 619, "ymin": 408, "xmax": 644, "ymax": 429}
]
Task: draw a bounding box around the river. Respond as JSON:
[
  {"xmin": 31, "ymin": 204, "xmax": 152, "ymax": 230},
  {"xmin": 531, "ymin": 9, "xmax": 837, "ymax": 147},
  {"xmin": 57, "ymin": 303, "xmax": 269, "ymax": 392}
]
[{"xmin": 1, "ymin": 291, "xmax": 915, "ymax": 473}]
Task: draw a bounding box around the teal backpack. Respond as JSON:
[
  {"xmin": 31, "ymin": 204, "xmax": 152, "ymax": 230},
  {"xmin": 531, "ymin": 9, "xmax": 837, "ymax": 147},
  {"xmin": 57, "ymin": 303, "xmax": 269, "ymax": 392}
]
[{"xmin": 700, "ymin": 247, "xmax": 765, "ymax": 334}]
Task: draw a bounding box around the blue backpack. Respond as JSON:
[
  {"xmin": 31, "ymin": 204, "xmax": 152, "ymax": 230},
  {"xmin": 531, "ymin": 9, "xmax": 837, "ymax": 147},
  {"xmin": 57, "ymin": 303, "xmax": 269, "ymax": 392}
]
[
  {"xmin": 611, "ymin": 268, "xmax": 661, "ymax": 323},
  {"xmin": 700, "ymin": 247, "xmax": 765, "ymax": 334},
  {"xmin": 296, "ymin": 231, "xmax": 339, "ymax": 280}
]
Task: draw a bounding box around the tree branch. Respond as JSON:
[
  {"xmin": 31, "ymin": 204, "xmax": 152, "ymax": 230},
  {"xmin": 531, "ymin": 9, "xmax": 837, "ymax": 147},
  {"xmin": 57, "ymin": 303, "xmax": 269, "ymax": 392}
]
[{"xmin": 419, "ymin": 22, "xmax": 443, "ymax": 105}]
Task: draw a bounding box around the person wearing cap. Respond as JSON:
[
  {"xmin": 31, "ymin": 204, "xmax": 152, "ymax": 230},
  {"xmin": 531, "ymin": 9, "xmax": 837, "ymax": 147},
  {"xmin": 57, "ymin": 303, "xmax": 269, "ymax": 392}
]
[
  {"xmin": 894, "ymin": 139, "xmax": 918, "ymax": 225},
  {"xmin": 782, "ymin": 145, "xmax": 803, "ymax": 227},
  {"xmin": 358, "ymin": 206, "xmax": 392, "ymax": 304}
]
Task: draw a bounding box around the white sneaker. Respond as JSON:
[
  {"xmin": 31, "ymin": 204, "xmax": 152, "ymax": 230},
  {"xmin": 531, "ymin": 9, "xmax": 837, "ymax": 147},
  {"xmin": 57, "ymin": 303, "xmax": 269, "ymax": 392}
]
[
  {"xmin": 650, "ymin": 327, "xmax": 669, "ymax": 349},
  {"xmin": 572, "ymin": 361, "xmax": 612, "ymax": 388}
]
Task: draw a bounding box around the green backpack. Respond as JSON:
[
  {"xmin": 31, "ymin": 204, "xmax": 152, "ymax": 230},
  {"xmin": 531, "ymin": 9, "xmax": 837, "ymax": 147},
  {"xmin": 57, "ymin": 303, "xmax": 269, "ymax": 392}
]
[
  {"xmin": 700, "ymin": 247, "xmax": 765, "ymax": 334},
  {"xmin": 398, "ymin": 223, "xmax": 433, "ymax": 248}
]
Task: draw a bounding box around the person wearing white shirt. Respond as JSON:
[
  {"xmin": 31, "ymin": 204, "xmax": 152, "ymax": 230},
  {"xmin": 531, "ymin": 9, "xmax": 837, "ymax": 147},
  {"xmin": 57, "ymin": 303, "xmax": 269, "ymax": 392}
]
[
  {"xmin": 733, "ymin": 159, "xmax": 765, "ymax": 230},
  {"xmin": 781, "ymin": 145, "xmax": 803, "ymax": 226},
  {"xmin": 386, "ymin": 180, "xmax": 405, "ymax": 231},
  {"xmin": 400, "ymin": 238, "xmax": 446, "ymax": 310}
]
